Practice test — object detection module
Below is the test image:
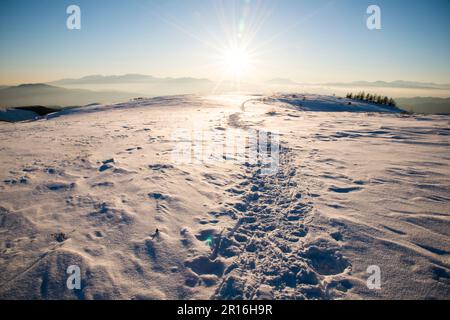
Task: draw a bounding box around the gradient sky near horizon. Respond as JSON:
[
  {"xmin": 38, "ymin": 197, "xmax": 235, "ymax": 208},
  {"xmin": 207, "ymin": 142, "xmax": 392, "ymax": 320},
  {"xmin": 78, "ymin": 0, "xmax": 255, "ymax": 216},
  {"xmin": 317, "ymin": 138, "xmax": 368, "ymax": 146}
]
[{"xmin": 0, "ymin": 0, "xmax": 449, "ymax": 85}]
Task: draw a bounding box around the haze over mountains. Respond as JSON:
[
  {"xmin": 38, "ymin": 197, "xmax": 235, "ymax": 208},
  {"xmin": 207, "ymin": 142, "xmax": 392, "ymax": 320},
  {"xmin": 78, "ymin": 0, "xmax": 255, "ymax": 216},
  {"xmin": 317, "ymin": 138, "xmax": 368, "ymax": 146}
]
[
  {"xmin": 0, "ymin": 84, "xmax": 136, "ymax": 108},
  {"xmin": 265, "ymin": 78, "xmax": 300, "ymax": 85},
  {"xmin": 1, "ymin": 74, "xmax": 450, "ymax": 114},
  {"xmin": 396, "ymin": 97, "xmax": 450, "ymax": 114},
  {"xmin": 47, "ymin": 74, "xmax": 215, "ymax": 97},
  {"xmin": 48, "ymin": 74, "xmax": 450, "ymax": 90},
  {"xmin": 0, "ymin": 75, "xmax": 216, "ymax": 108},
  {"xmin": 49, "ymin": 74, "xmax": 212, "ymax": 86},
  {"xmin": 324, "ymin": 80, "xmax": 450, "ymax": 90}
]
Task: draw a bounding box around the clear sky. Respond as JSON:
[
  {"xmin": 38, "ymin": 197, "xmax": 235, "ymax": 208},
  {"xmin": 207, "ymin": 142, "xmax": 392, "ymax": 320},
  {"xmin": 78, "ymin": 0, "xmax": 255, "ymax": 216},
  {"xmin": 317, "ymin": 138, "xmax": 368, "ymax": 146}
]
[{"xmin": 0, "ymin": 0, "xmax": 449, "ymax": 85}]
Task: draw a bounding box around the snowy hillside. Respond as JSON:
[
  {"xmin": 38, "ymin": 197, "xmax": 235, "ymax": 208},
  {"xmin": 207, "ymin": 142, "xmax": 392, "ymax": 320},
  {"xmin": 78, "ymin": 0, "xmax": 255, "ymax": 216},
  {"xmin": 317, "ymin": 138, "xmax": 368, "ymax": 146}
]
[{"xmin": 0, "ymin": 94, "xmax": 448, "ymax": 299}]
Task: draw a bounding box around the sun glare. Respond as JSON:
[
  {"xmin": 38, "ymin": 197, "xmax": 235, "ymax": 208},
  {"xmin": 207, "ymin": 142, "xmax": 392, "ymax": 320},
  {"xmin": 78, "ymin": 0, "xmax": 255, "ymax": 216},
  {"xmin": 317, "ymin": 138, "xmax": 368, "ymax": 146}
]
[{"xmin": 223, "ymin": 47, "xmax": 250, "ymax": 77}]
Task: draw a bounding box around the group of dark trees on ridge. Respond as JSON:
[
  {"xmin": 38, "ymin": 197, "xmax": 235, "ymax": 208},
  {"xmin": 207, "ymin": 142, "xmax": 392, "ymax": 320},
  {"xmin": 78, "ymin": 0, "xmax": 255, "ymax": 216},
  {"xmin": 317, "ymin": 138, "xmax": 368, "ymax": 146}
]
[{"xmin": 346, "ymin": 92, "xmax": 397, "ymax": 107}]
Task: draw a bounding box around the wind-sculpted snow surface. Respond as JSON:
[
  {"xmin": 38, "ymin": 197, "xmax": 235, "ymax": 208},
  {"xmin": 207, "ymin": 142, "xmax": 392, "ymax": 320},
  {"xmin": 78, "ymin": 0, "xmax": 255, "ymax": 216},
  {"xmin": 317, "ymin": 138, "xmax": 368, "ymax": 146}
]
[{"xmin": 0, "ymin": 94, "xmax": 448, "ymax": 299}]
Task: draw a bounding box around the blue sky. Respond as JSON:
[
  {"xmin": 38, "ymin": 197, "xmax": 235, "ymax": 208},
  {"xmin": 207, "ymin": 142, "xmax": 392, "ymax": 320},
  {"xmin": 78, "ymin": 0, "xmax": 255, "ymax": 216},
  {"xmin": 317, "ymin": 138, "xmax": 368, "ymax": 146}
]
[{"xmin": 0, "ymin": 0, "xmax": 449, "ymax": 84}]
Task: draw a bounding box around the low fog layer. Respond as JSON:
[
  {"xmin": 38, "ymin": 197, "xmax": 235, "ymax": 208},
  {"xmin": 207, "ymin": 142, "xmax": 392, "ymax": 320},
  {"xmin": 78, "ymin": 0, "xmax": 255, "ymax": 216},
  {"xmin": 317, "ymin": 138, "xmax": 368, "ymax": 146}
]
[{"xmin": 1, "ymin": 76, "xmax": 450, "ymax": 114}]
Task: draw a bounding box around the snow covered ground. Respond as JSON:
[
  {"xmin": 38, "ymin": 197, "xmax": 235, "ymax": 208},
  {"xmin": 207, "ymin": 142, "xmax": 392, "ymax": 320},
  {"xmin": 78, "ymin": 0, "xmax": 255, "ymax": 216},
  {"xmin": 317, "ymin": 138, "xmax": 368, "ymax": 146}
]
[{"xmin": 0, "ymin": 94, "xmax": 449, "ymax": 299}]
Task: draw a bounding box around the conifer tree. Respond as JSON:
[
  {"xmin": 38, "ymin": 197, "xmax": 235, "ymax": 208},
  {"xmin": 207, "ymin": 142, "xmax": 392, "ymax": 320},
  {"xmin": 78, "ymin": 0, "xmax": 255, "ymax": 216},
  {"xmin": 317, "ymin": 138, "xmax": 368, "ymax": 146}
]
[
  {"xmin": 388, "ymin": 98, "xmax": 396, "ymax": 107},
  {"xmin": 376, "ymin": 95, "xmax": 382, "ymax": 104}
]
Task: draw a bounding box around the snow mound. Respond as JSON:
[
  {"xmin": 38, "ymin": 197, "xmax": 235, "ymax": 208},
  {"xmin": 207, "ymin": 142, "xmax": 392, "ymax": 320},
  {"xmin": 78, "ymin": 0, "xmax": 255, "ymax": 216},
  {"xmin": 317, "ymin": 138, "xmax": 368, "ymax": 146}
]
[{"xmin": 274, "ymin": 94, "xmax": 403, "ymax": 113}]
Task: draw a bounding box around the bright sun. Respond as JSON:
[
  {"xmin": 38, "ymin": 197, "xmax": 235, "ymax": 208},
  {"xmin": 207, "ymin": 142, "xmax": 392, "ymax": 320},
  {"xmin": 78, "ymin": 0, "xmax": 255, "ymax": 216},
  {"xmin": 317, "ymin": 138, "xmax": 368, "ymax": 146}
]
[{"xmin": 223, "ymin": 47, "xmax": 250, "ymax": 77}]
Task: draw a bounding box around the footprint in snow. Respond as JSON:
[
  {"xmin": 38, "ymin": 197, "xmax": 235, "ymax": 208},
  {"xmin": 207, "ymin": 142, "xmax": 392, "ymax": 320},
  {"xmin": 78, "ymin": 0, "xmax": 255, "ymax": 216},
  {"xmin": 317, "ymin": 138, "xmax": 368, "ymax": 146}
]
[
  {"xmin": 328, "ymin": 186, "xmax": 362, "ymax": 194},
  {"xmin": 99, "ymin": 159, "xmax": 114, "ymax": 172}
]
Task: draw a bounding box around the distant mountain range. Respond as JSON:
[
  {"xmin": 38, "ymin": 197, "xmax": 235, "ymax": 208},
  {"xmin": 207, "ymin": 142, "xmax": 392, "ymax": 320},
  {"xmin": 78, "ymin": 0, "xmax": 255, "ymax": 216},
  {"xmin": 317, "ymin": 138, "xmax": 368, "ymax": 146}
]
[
  {"xmin": 3, "ymin": 75, "xmax": 449, "ymax": 90},
  {"xmin": 0, "ymin": 83, "xmax": 136, "ymax": 108},
  {"xmin": 44, "ymin": 74, "xmax": 216, "ymax": 97},
  {"xmin": 49, "ymin": 74, "xmax": 212, "ymax": 86},
  {"xmin": 51, "ymin": 74, "xmax": 300, "ymax": 87}
]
